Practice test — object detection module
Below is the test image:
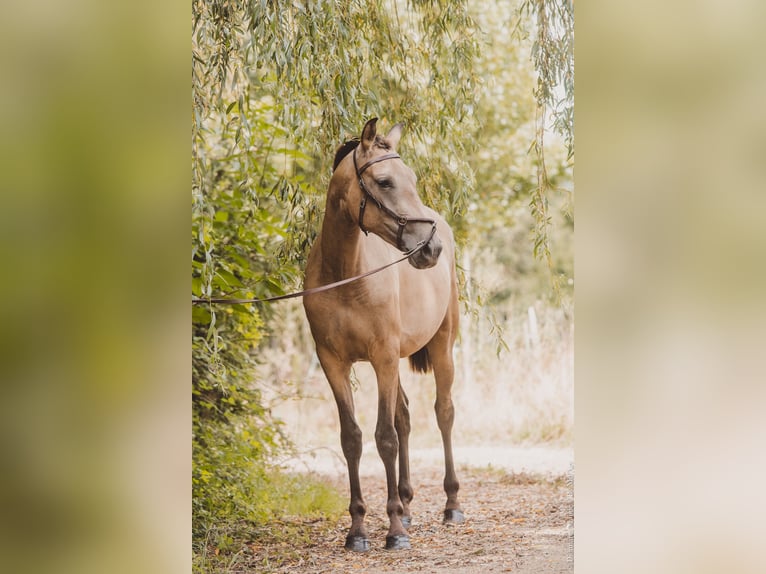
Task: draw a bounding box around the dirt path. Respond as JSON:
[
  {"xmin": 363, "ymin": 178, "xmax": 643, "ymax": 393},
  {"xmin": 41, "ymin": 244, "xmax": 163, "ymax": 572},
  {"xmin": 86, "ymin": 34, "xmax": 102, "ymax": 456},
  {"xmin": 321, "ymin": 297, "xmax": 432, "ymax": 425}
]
[{"xmin": 250, "ymin": 448, "xmax": 573, "ymax": 573}]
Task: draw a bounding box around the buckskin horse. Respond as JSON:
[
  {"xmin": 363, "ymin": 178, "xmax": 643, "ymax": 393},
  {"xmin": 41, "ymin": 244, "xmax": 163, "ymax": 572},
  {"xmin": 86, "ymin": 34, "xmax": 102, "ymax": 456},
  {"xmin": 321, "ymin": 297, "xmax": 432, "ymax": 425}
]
[{"xmin": 303, "ymin": 118, "xmax": 464, "ymax": 551}]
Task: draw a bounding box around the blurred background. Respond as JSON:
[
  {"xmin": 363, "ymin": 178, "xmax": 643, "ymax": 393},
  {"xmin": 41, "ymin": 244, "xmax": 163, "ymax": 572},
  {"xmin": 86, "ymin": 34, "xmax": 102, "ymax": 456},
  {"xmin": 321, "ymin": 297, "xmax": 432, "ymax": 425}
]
[{"xmin": 576, "ymin": 1, "xmax": 766, "ymax": 572}]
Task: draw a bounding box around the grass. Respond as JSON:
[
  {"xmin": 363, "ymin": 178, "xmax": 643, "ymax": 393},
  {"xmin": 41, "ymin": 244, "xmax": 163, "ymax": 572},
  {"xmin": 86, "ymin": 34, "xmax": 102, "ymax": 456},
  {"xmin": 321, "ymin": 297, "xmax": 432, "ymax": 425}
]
[
  {"xmin": 193, "ymin": 518, "xmax": 334, "ymax": 574},
  {"xmin": 192, "ymin": 470, "xmax": 345, "ymax": 574}
]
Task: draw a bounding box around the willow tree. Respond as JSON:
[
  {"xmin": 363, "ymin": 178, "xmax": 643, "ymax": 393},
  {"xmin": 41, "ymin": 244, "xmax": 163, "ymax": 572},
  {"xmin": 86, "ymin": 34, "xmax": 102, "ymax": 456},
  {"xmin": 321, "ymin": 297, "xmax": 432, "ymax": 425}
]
[{"xmin": 192, "ymin": 0, "xmax": 481, "ymax": 536}]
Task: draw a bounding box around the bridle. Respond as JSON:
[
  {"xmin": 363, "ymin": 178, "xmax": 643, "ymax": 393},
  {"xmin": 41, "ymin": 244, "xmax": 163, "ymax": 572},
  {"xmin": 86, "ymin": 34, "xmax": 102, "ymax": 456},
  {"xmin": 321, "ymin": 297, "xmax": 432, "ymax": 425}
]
[
  {"xmin": 192, "ymin": 240, "xmax": 428, "ymax": 305},
  {"xmin": 353, "ymin": 149, "xmax": 437, "ymax": 251}
]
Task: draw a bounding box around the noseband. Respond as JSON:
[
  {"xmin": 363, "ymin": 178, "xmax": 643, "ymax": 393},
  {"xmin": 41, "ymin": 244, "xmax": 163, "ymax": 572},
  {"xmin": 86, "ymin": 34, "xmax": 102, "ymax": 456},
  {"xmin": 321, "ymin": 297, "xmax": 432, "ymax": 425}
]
[{"xmin": 353, "ymin": 149, "xmax": 437, "ymax": 252}]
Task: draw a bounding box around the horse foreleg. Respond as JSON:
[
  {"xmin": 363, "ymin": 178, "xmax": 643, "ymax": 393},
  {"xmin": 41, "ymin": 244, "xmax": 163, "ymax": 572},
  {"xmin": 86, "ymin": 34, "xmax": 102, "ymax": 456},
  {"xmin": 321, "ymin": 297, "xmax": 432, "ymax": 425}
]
[
  {"xmin": 430, "ymin": 341, "xmax": 465, "ymax": 524},
  {"xmin": 373, "ymin": 358, "xmax": 410, "ymax": 550},
  {"xmin": 316, "ymin": 350, "xmax": 369, "ymax": 551},
  {"xmin": 395, "ymin": 379, "xmax": 413, "ymax": 528}
]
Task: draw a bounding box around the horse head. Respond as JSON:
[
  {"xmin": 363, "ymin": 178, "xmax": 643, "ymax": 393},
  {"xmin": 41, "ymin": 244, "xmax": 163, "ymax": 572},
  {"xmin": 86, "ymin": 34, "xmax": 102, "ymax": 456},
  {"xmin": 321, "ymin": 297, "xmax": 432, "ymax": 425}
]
[{"xmin": 332, "ymin": 118, "xmax": 443, "ymax": 270}]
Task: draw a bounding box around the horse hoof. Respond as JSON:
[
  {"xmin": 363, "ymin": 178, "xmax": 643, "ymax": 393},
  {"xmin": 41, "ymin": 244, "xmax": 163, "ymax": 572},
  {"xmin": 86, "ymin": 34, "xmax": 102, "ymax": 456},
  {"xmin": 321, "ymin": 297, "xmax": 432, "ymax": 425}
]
[
  {"xmin": 401, "ymin": 515, "xmax": 412, "ymax": 529},
  {"xmin": 443, "ymin": 509, "xmax": 466, "ymax": 524},
  {"xmin": 345, "ymin": 535, "xmax": 371, "ymax": 552},
  {"xmin": 385, "ymin": 534, "xmax": 411, "ymax": 550}
]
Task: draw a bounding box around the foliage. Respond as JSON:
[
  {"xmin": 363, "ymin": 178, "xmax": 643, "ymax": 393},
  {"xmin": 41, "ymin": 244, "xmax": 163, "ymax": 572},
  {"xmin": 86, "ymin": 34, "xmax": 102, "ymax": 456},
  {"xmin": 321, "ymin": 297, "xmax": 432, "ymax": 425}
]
[
  {"xmin": 515, "ymin": 0, "xmax": 574, "ymax": 283},
  {"xmin": 192, "ymin": 471, "xmax": 345, "ymax": 573},
  {"xmin": 520, "ymin": 0, "xmax": 574, "ymax": 158}
]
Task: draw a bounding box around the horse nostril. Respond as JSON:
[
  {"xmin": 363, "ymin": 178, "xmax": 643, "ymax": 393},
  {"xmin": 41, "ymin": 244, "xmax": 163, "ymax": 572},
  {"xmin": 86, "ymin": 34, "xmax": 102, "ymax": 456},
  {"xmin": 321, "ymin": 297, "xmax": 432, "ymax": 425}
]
[{"xmin": 422, "ymin": 239, "xmax": 441, "ymax": 260}]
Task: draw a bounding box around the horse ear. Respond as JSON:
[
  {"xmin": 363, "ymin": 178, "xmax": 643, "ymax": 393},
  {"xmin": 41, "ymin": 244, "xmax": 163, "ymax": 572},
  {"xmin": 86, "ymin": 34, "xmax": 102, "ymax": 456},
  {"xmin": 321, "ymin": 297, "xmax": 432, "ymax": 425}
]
[
  {"xmin": 360, "ymin": 117, "xmax": 378, "ymax": 151},
  {"xmin": 385, "ymin": 123, "xmax": 404, "ymax": 150}
]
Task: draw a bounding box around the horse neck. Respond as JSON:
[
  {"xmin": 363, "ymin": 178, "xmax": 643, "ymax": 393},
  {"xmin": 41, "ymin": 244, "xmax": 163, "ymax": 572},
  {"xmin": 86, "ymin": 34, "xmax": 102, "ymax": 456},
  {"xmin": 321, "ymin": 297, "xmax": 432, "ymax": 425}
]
[{"xmin": 318, "ymin": 183, "xmax": 364, "ymax": 280}]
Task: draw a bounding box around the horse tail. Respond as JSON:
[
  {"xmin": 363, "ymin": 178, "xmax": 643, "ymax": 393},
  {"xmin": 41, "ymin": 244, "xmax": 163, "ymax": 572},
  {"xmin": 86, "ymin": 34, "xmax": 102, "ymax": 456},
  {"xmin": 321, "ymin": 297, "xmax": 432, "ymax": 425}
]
[{"xmin": 409, "ymin": 347, "xmax": 433, "ymax": 374}]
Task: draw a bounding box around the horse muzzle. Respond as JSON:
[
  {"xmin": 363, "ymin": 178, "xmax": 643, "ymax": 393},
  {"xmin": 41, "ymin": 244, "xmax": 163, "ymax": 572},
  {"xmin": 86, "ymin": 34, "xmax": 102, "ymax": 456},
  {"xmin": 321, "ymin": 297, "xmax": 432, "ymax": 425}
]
[{"xmin": 407, "ymin": 233, "xmax": 442, "ymax": 269}]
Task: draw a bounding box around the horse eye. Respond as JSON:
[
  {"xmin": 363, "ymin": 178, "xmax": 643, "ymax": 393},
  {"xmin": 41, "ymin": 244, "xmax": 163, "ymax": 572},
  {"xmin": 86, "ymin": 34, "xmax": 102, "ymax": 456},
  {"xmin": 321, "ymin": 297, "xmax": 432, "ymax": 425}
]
[{"xmin": 376, "ymin": 178, "xmax": 394, "ymax": 189}]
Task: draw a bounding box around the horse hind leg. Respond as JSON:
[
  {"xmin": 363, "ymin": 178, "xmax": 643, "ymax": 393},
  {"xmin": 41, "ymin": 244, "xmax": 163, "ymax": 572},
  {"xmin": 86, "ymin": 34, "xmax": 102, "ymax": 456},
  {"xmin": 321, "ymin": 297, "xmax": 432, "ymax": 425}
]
[
  {"xmin": 316, "ymin": 349, "xmax": 370, "ymax": 551},
  {"xmin": 395, "ymin": 379, "xmax": 413, "ymax": 528}
]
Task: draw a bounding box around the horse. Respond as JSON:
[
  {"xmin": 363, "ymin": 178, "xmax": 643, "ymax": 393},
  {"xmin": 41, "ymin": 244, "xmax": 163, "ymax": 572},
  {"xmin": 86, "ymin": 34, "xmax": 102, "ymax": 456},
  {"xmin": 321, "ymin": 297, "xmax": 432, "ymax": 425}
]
[{"xmin": 302, "ymin": 118, "xmax": 464, "ymax": 551}]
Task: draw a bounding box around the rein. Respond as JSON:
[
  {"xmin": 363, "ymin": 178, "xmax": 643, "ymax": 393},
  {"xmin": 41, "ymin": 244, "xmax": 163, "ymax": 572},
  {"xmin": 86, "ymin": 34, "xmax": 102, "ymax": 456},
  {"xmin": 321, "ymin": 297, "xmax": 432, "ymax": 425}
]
[{"xmin": 191, "ymin": 232, "xmax": 434, "ymax": 305}]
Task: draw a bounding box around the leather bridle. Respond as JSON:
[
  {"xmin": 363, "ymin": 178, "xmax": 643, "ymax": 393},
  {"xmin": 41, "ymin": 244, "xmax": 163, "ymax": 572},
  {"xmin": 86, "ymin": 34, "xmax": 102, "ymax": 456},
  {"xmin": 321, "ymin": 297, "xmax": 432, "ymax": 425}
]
[{"xmin": 353, "ymin": 149, "xmax": 437, "ymax": 251}]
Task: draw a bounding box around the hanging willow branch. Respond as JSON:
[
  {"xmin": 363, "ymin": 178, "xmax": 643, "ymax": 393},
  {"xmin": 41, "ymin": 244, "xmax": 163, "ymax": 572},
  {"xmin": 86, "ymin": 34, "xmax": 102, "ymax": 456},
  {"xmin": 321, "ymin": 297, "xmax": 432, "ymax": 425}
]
[{"xmin": 517, "ymin": 0, "xmax": 574, "ymax": 273}]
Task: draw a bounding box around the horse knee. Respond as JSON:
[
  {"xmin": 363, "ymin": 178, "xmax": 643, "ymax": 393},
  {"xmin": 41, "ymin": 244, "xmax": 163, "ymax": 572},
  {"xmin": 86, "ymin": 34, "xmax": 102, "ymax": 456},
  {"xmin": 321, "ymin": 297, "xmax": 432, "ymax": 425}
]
[
  {"xmin": 375, "ymin": 425, "xmax": 399, "ymax": 459},
  {"xmin": 341, "ymin": 424, "xmax": 363, "ymax": 460}
]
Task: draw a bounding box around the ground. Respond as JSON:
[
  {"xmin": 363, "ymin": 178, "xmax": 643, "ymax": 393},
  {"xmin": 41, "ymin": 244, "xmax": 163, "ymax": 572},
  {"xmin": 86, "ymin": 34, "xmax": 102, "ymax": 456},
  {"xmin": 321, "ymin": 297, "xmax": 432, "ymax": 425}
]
[{"xmin": 245, "ymin": 447, "xmax": 573, "ymax": 573}]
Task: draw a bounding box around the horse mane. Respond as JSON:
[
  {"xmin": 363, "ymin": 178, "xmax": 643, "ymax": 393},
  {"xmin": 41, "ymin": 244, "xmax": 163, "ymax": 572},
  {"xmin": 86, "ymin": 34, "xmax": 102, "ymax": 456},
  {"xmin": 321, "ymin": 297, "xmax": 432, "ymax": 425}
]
[
  {"xmin": 332, "ymin": 136, "xmax": 392, "ymax": 172},
  {"xmin": 333, "ymin": 139, "xmax": 360, "ymax": 172}
]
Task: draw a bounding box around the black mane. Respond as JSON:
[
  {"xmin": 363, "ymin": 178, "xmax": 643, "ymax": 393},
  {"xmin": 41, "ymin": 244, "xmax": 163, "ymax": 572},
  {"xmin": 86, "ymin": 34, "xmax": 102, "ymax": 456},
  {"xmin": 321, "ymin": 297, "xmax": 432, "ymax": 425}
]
[
  {"xmin": 333, "ymin": 139, "xmax": 360, "ymax": 172},
  {"xmin": 333, "ymin": 135, "xmax": 393, "ymax": 172}
]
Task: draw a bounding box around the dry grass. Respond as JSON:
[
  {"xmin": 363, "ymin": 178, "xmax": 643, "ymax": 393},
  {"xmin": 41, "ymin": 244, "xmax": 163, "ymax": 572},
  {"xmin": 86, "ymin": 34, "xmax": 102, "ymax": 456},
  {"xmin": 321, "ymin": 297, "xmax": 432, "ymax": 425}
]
[
  {"xmin": 258, "ymin": 297, "xmax": 573, "ymax": 452},
  {"xmin": 454, "ymin": 299, "xmax": 574, "ymax": 445}
]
